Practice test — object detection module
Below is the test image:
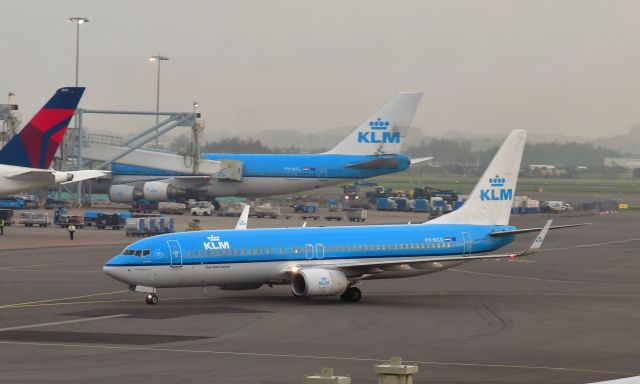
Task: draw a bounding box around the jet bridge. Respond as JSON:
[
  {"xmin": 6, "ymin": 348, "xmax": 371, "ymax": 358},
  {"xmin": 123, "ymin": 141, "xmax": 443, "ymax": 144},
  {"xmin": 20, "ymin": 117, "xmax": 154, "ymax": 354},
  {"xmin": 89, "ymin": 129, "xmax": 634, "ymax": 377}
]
[
  {"xmin": 82, "ymin": 141, "xmax": 244, "ymax": 182},
  {"xmin": 74, "ymin": 108, "xmax": 244, "ymax": 181}
]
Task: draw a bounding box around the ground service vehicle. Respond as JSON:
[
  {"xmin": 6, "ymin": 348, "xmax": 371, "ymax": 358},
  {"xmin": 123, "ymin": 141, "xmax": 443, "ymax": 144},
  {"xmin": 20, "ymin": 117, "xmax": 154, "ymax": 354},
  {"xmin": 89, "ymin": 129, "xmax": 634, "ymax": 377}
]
[
  {"xmin": 191, "ymin": 201, "xmax": 214, "ymax": 216},
  {"xmin": 19, "ymin": 211, "xmax": 49, "ymax": 227}
]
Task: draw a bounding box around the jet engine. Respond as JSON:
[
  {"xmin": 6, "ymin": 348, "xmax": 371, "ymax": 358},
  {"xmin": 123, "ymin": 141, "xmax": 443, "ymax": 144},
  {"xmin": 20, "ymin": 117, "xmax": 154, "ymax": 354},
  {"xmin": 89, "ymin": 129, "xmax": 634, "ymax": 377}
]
[
  {"xmin": 142, "ymin": 181, "xmax": 185, "ymax": 201},
  {"xmin": 109, "ymin": 185, "xmax": 143, "ymax": 203},
  {"xmin": 291, "ymin": 269, "xmax": 348, "ymax": 297}
]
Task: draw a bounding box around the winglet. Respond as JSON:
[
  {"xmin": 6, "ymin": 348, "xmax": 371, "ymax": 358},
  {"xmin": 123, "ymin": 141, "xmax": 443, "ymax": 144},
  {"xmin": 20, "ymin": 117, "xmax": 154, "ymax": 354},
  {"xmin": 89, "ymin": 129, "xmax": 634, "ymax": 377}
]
[
  {"xmin": 234, "ymin": 204, "xmax": 250, "ymax": 230},
  {"xmin": 518, "ymin": 219, "xmax": 552, "ymax": 257}
]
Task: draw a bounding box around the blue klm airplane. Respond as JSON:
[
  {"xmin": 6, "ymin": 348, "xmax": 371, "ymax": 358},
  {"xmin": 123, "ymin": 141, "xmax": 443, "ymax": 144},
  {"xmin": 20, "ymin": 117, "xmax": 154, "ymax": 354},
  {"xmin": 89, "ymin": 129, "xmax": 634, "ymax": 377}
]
[
  {"xmin": 106, "ymin": 92, "xmax": 432, "ymax": 203},
  {"xmin": 104, "ymin": 130, "xmax": 583, "ymax": 304}
]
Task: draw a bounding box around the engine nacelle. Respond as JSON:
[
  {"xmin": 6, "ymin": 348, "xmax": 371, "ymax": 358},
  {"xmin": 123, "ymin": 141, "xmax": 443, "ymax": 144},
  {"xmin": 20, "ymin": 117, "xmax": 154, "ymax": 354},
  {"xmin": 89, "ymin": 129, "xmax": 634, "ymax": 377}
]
[
  {"xmin": 109, "ymin": 185, "xmax": 143, "ymax": 203},
  {"xmin": 142, "ymin": 181, "xmax": 185, "ymax": 201},
  {"xmin": 53, "ymin": 172, "xmax": 74, "ymax": 183},
  {"xmin": 291, "ymin": 269, "xmax": 348, "ymax": 297}
]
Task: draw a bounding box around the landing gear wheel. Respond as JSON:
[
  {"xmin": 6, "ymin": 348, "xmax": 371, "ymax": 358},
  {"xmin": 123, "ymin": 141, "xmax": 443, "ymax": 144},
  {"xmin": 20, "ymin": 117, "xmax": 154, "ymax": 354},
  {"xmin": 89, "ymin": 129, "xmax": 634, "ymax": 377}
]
[
  {"xmin": 340, "ymin": 287, "xmax": 362, "ymax": 303},
  {"xmin": 145, "ymin": 293, "xmax": 158, "ymax": 305}
]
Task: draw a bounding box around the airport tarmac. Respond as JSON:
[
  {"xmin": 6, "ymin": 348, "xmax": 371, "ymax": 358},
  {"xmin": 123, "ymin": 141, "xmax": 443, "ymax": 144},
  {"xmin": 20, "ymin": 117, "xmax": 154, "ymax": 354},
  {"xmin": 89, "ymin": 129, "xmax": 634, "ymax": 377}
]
[{"xmin": 0, "ymin": 209, "xmax": 639, "ymax": 383}]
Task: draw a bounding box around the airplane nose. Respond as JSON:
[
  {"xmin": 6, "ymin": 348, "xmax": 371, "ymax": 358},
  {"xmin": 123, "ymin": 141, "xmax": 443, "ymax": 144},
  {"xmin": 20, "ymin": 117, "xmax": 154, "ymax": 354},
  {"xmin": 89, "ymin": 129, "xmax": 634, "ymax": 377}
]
[{"xmin": 103, "ymin": 265, "xmax": 129, "ymax": 284}]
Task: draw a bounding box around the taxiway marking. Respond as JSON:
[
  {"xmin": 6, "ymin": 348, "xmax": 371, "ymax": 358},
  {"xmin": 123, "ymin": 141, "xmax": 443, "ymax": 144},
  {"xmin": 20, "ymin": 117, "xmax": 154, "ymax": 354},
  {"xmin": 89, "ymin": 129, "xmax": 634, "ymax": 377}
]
[
  {"xmin": 0, "ymin": 314, "xmax": 129, "ymax": 332},
  {"xmin": 0, "ymin": 340, "xmax": 636, "ymax": 377}
]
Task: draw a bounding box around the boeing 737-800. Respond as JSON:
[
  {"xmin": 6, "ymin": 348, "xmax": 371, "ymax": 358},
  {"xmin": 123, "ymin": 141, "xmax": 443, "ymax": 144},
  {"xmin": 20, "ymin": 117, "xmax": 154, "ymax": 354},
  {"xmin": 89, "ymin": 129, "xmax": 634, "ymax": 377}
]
[
  {"xmin": 0, "ymin": 87, "xmax": 107, "ymax": 194},
  {"xmin": 104, "ymin": 130, "xmax": 582, "ymax": 304}
]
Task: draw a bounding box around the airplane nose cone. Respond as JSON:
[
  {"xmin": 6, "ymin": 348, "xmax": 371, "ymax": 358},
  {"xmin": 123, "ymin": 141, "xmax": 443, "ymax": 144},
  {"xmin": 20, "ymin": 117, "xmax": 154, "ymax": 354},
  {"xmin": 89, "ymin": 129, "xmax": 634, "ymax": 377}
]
[{"xmin": 103, "ymin": 265, "xmax": 130, "ymax": 284}]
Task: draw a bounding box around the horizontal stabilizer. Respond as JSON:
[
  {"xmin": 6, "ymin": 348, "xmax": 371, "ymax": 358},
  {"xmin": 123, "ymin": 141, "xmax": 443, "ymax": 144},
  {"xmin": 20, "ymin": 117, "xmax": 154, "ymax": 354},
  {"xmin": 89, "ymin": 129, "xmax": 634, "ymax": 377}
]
[
  {"xmin": 410, "ymin": 157, "xmax": 433, "ymax": 165},
  {"xmin": 345, "ymin": 157, "xmax": 399, "ymax": 169},
  {"xmin": 490, "ymin": 222, "xmax": 588, "ymax": 236},
  {"xmin": 5, "ymin": 169, "xmax": 55, "ymax": 182},
  {"xmin": 62, "ymin": 170, "xmax": 111, "ymax": 184}
]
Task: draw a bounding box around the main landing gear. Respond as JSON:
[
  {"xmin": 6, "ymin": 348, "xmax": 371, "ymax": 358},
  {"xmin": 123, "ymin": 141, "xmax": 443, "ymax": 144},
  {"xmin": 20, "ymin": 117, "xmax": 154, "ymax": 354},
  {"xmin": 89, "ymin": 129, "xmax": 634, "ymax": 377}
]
[
  {"xmin": 340, "ymin": 286, "xmax": 362, "ymax": 303},
  {"xmin": 145, "ymin": 293, "xmax": 158, "ymax": 305}
]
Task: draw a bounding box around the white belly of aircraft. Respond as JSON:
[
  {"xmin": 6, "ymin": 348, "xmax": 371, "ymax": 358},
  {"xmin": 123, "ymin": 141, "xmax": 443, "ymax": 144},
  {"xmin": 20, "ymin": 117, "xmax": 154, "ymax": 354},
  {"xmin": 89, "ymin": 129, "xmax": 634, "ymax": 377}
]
[
  {"xmin": 204, "ymin": 177, "xmax": 346, "ymax": 197},
  {"xmin": 105, "ymin": 258, "xmax": 464, "ymax": 289}
]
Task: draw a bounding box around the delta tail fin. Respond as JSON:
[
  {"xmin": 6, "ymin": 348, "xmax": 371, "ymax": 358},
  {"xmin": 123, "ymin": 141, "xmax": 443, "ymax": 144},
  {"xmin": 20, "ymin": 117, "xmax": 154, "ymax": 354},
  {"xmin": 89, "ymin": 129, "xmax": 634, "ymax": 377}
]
[
  {"xmin": 324, "ymin": 92, "xmax": 422, "ymax": 155},
  {"xmin": 426, "ymin": 130, "xmax": 527, "ymax": 226},
  {"xmin": 0, "ymin": 87, "xmax": 85, "ymax": 169}
]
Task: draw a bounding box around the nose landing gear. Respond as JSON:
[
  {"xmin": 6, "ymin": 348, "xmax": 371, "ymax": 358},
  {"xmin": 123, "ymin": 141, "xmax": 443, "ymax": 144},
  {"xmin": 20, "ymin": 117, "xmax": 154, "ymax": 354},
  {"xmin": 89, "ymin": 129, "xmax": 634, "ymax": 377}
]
[{"xmin": 145, "ymin": 293, "xmax": 158, "ymax": 305}]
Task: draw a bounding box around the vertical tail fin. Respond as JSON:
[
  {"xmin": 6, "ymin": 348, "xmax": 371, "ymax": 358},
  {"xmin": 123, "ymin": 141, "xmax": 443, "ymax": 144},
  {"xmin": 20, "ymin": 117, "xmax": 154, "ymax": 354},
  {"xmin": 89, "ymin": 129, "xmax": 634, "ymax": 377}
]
[
  {"xmin": 426, "ymin": 130, "xmax": 527, "ymax": 226},
  {"xmin": 324, "ymin": 92, "xmax": 422, "ymax": 155},
  {"xmin": 0, "ymin": 87, "xmax": 85, "ymax": 169}
]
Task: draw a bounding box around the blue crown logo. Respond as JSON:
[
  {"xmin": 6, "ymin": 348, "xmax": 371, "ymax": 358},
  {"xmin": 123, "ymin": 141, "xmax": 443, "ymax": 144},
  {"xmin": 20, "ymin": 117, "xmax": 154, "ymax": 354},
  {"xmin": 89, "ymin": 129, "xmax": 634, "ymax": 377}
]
[
  {"xmin": 489, "ymin": 175, "xmax": 506, "ymax": 187},
  {"xmin": 368, "ymin": 118, "xmax": 390, "ymax": 130}
]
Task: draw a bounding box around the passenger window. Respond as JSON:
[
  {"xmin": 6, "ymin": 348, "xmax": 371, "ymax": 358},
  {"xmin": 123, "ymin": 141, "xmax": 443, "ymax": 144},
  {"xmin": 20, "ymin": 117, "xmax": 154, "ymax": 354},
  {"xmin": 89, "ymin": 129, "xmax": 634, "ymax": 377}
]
[
  {"xmin": 187, "ymin": 251, "xmax": 192, "ymax": 257},
  {"xmin": 242, "ymin": 249, "xmax": 246, "ymax": 255}
]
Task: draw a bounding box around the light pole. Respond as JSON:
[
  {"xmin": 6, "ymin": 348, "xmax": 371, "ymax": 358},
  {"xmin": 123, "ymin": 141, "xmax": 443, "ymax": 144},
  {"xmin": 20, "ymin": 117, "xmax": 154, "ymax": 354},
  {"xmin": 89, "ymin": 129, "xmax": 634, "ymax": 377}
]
[
  {"xmin": 68, "ymin": 17, "xmax": 89, "ymax": 205},
  {"xmin": 149, "ymin": 53, "xmax": 169, "ymax": 147},
  {"xmin": 68, "ymin": 17, "xmax": 89, "ymax": 86}
]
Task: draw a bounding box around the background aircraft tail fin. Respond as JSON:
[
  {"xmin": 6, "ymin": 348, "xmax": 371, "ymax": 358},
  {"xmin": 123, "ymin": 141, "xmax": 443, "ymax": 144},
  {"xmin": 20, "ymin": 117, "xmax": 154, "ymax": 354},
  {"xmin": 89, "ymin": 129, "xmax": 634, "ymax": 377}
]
[
  {"xmin": 324, "ymin": 92, "xmax": 422, "ymax": 155},
  {"xmin": 426, "ymin": 130, "xmax": 527, "ymax": 226},
  {"xmin": 0, "ymin": 87, "xmax": 85, "ymax": 169}
]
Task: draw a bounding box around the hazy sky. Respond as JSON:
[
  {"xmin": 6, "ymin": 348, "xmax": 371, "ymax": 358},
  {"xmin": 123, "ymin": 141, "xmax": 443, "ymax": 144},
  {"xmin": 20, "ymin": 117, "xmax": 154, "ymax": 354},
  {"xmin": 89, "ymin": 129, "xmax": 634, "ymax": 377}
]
[{"xmin": 2, "ymin": 0, "xmax": 640, "ymax": 142}]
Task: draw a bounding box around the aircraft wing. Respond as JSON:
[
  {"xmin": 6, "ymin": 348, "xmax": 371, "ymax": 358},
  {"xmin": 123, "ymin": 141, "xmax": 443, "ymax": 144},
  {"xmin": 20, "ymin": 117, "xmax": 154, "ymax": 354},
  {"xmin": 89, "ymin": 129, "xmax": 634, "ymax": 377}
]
[
  {"xmin": 5, "ymin": 169, "xmax": 56, "ymax": 182},
  {"xmin": 345, "ymin": 157, "xmax": 400, "ymax": 169},
  {"xmin": 291, "ymin": 220, "xmax": 553, "ymax": 275},
  {"xmin": 62, "ymin": 170, "xmax": 111, "ymax": 183}
]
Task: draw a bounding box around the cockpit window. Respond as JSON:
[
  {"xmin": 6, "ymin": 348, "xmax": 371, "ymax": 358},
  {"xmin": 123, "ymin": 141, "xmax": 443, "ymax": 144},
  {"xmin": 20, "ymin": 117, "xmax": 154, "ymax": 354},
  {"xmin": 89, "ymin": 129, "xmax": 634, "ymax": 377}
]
[{"xmin": 122, "ymin": 249, "xmax": 150, "ymax": 257}]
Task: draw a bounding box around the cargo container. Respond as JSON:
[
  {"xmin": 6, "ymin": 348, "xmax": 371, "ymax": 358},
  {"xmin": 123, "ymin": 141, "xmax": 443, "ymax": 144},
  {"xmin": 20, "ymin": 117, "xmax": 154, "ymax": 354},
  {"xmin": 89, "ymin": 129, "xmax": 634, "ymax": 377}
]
[
  {"xmin": 414, "ymin": 199, "xmax": 428, "ymax": 212},
  {"xmin": 19, "ymin": 211, "xmax": 49, "ymax": 227},
  {"xmin": 126, "ymin": 217, "xmax": 174, "ymax": 236}
]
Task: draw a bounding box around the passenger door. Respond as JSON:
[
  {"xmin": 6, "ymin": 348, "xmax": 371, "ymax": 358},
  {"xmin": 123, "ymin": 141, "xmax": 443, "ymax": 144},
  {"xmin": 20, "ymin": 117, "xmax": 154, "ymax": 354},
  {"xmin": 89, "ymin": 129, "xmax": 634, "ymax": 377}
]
[
  {"xmin": 167, "ymin": 240, "xmax": 183, "ymax": 268},
  {"xmin": 315, "ymin": 243, "xmax": 325, "ymax": 259},
  {"xmin": 305, "ymin": 243, "xmax": 314, "ymax": 260},
  {"xmin": 461, "ymin": 232, "xmax": 472, "ymax": 254}
]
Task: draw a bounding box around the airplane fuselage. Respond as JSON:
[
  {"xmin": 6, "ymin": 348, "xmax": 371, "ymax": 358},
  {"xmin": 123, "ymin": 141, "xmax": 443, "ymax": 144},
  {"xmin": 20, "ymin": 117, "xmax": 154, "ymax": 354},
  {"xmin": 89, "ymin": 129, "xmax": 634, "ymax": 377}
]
[
  {"xmin": 108, "ymin": 153, "xmax": 411, "ymax": 197},
  {"xmin": 103, "ymin": 223, "xmax": 516, "ymax": 289}
]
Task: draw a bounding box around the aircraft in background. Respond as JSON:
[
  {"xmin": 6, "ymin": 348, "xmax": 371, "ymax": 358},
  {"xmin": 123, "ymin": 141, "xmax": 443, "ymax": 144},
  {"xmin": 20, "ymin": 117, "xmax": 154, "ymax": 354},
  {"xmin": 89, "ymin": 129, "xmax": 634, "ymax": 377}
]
[
  {"xmin": 103, "ymin": 92, "xmax": 431, "ymax": 203},
  {"xmin": 104, "ymin": 129, "xmax": 584, "ymax": 305},
  {"xmin": 0, "ymin": 87, "xmax": 107, "ymax": 195}
]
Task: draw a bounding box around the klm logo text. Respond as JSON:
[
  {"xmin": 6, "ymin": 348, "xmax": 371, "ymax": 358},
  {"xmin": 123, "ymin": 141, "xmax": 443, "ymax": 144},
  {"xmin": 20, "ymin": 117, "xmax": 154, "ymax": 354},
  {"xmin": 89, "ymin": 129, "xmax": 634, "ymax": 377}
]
[
  {"xmin": 203, "ymin": 235, "xmax": 231, "ymax": 250},
  {"xmin": 358, "ymin": 118, "xmax": 400, "ymax": 144},
  {"xmin": 480, "ymin": 175, "xmax": 513, "ymax": 201}
]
